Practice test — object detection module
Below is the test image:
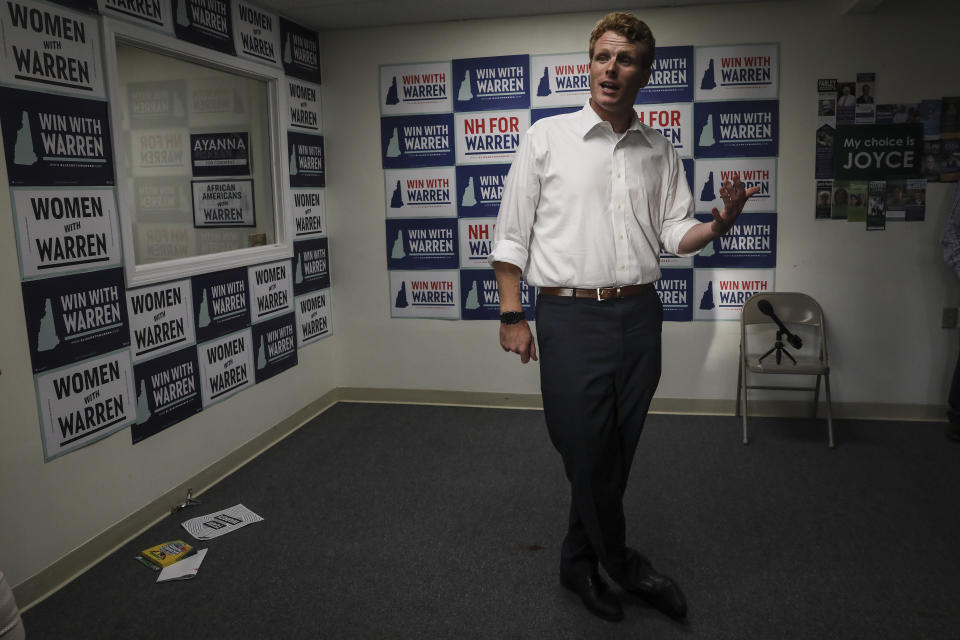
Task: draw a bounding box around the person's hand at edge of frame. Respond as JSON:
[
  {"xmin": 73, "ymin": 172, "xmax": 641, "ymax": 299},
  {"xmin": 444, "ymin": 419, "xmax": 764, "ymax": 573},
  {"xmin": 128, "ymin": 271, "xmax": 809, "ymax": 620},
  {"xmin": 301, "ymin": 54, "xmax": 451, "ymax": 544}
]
[
  {"xmin": 500, "ymin": 319, "xmax": 538, "ymax": 364},
  {"xmin": 711, "ymin": 173, "xmax": 761, "ymax": 235}
]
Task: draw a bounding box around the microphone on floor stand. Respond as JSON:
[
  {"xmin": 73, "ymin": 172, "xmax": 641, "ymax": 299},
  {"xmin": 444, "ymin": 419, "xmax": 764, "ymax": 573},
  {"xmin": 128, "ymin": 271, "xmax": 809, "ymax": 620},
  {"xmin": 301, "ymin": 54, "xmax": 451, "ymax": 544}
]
[{"xmin": 756, "ymin": 299, "xmax": 801, "ymax": 365}]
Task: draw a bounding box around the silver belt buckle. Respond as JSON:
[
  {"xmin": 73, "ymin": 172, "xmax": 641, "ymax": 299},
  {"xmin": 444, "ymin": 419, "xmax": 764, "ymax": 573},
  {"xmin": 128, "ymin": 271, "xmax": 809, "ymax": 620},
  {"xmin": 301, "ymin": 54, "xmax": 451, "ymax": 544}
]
[{"xmin": 595, "ymin": 287, "xmax": 603, "ymax": 302}]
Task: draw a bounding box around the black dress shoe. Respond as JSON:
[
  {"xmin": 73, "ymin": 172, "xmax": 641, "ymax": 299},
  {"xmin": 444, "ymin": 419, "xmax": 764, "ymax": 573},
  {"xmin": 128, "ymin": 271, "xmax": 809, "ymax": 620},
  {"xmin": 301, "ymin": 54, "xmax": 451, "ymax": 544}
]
[
  {"xmin": 624, "ymin": 561, "xmax": 687, "ymax": 620},
  {"xmin": 560, "ymin": 569, "xmax": 624, "ymax": 622}
]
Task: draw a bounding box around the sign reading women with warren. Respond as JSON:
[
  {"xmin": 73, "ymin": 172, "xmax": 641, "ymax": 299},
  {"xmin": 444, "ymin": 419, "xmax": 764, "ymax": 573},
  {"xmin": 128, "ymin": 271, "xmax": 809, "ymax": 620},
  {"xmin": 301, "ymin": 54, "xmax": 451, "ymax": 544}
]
[
  {"xmin": 380, "ymin": 114, "xmax": 455, "ymax": 169},
  {"xmin": 126, "ymin": 279, "xmax": 196, "ymax": 363},
  {"xmin": 232, "ymin": 0, "xmax": 280, "ymax": 66},
  {"xmin": 454, "ymin": 109, "xmax": 530, "ymax": 165},
  {"xmin": 694, "ymin": 100, "xmax": 779, "ymax": 159},
  {"xmin": 453, "ymin": 55, "xmax": 529, "ymax": 112},
  {"xmin": 198, "ymin": 328, "xmax": 253, "ymax": 407},
  {"xmin": 381, "ymin": 62, "xmax": 452, "ymax": 115},
  {"xmin": 248, "ymin": 260, "xmax": 293, "ymax": 322},
  {"xmin": 295, "ymin": 288, "xmax": 331, "ymax": 345},
  {"xmin": 694, "ymin": 44, "xmax": 778, "ymax": 102},
  {"xmin": 287, "ymin": 77, "xmax": 322, "ymax": 132}
]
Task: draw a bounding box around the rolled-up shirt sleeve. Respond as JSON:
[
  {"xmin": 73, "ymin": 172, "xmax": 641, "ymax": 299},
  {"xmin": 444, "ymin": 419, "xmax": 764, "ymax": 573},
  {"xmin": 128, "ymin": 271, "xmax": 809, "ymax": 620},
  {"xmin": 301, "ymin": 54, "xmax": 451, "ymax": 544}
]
[
  {"xmin": 657, "ymin": 145, "xmax": 699, "ymax": 257},
  {"xmin": 489, "ymin": 129, "xmax": 540, "ymax": 271}
]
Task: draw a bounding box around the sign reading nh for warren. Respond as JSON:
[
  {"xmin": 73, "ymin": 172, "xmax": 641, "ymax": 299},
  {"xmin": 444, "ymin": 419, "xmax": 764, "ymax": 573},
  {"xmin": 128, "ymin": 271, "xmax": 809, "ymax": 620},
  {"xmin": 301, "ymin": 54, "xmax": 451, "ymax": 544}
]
[
  {"xmin": 456, "ymin": 164, "xmax": 509, "ymax": 217},
  {"xmin": 291, "ymin": 188, "xmax": 326, "ymax": 238},
  {"xmin": 251, "ymin": 312, "xmax": 297, "ymax": 383},
  {"xmin": 292, "ymin": 236, "xmax": 330, "ymax": 296},
  {"xmin": 381, "ymin": 62, "xmax": 452, "ymax": 115},
  {"xmin": 191, "ymin": 179, "xmax": 255, "ymax": 227},
  {"xmin": 278, "ymin": 18, "xmax": 320, "ymax": 83},
  {"xmin": 288, "ymin": 131, "xmax": 325, "ymax": 187},
  {"xmin": 455, "ymin": 110, "xmax": 529, "ymax": 165},
  {"xmin": 127, "ymin": 81, "xmax": 188, "ymax": 129},
  {"xmin": 693, "ymin": 268, "xmax": 775, "ymax": 321},
  {"xmin": 460, "ymin": 269, "xmax": 533, "ymax": 321},
  {"xmin": 386, "ymin": 219, "xmax": 458, "ymax": 270},
  {"xmin": 190, "ymin": 132, "xmax": 250, "ymax": 176},
  {"xmin": 694, "ymin": 44, "xmax": 778, "ymax": 102},
  {"xmin": 453, "ymin": 55, "xmax": 529, "ymax": 112},
  {"xmin": 694, "ymin": 158, "xmax": 777, "ymax": 214},
  {"xmin": 390, "ymin": 270, "xmax": 459, "ymax": 319},
  {"xmin": 98, "ymin": 0, "xmax": 173, "ymax": 33},
  {"xmin": 833, "ymin": 124, "xmax": 924, "ymax": 180},
  {"xmin": 458, "ymin": 218, "xmax": 495, "ymax": 269},
  {"xmin": 295, "ymin": 288, "xmax": 331, "ymax": 345},
  {"xmin": 634, "ymin": 103, "xmax": 693, "ymax": 158},
  {"xmin": 694, "ymin": 212, "xmax": 777, "ymax": 268},
  {"xmin": 192, "ymin": 267, "xmax": 249, "ymax": 342},
  {"xmin": 287, "ymin": 77, "xmax": 322, "ymax": 132},
  {"xmin": 131, "ymin": 129, "xmax": 189, "ymax": 176},
  {"xmin": 233, "ymin": 1, "xmax": 280, "ymax": 66},
  {"xmin": 35, "ymin": 349, "xmax": 135, "ymax": 460},
  {"xmin": 126, "ymin": 279, "xmax": 196, "ymax": 363},
  {"xmin": 131, "ymin": 346, "xmax": 202, "ymax": 444},
  {"xmin": 694, "ymin": 100, "xmax": 779, "ymax": 159},
  {"xmin": 385, "ymin": 167, "xmax": 457, "ymax": 218},
  {"xmin": 0, "ymin": 0, "xmax": 106, "ymax": 97},
  {"xmin": 248, "ymin": 260, "xmax": 293, "ymax": 322},
  {"xmin": 654, "ymin": 269, "xmax": 693, "ymax": 322},
  {"xmin": 529, "ymin": 53, "xmax": 590, "ymax": 109},
  {"xmin": 0, "ymin": 87, "xmax": 114, "ymax": 186},
  {"xmin": 172, "ymin": 0, "xmax": 235, "ymax": 56},
  {"xmin": 198, "ymin": 328, "xmax": 253, "ymax": 407},
  {"xmin": 636, "ymin": 46, "xmax": 693, "ymax": 104},
  {"xmin": 381, "ymin": 114, "xmax": 455, "ymax": 169},
  {"xmin": 12, "ymin": 187, "xmax": 122, "ymax": 279}
]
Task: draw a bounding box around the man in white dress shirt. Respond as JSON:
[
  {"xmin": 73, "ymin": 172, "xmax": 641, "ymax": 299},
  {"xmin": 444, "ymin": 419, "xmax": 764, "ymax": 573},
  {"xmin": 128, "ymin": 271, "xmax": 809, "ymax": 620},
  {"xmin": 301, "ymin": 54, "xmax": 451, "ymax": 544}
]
[{"xmin": 489, "ymin": 12, "xmax": 757, "ymax": 623}]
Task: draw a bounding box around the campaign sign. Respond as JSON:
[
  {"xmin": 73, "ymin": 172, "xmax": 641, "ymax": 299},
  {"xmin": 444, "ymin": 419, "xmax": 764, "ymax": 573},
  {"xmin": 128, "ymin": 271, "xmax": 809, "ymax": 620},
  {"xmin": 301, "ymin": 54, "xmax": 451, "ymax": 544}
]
[
  {"xmin": 198, "ymin": 328, "xmax": 253, "ymax": 407},
  {"xmin": 131, "ymin": 346, "xmax": 202, "ymax": 443},
  {"xmin": 292, "ymin": 236, "xmax": 330, "ymax": 295},
  {"xmin": 460, "ymin": 269, "xmax": 533, "ymax": 321},
  {"xmin": 196, "ymin": 228, "xmax": 250, "ymax": 254},
  {"xmin": 458, "ymin": 218, "xmax": 495, "ymax": 269},
  {"xmin": 35, "ymin": 349, "xmax": 136, "ymax": 460},
  {"xmin": 389, "ymin": 270, "xmax": 459, "ymax": 320},
  {"xmin": 385, "ymin": 218, "xmax": 458, "ymax": 270},
  {"xmin": 172, "ymin": 0, "xmax": 235, "ymax": 56},
  {"xmin": 188, "ymin": 79, "xmax": 245, "ymax": 120},
  {"xmin": 191, "ymin": 179, "xmax": 255, "ymax": 227},
  {"xmin": 693, "ymin": 268, "xmax": 775, "ymax": 321},
  {"xmin": 136, "ymin": 222, "xmax": 194, "ymax": 262},
  {"xmin": 380, "ymin": 62, "xmax": 452, "ymax": 115},
  {"xmin": 694, "ymin": 158, "xmax": 777, "ymax": 214},
  {"xmin": 833, "ymin": 124, "xmax": 924, "ymax": 180},
  {"xmin": 131, "ymin": 129, "xmax": 190, "ymax": 176},
  {"xmin": 693, "ymin": 100, "xmax": 779, "ymax": 159},
  {"xmin": 278, "ymin": 17, "xmax": 320, "ymax": 83},
  {"xmin": 634, "ymin": 103, "xmax": 693, "ymax": 158},
  {"xmin": 654, "ymin": 269, "xmax": 693, "ymax": 322},
  {"xmin": 190, "ymin": 132, "xmax": 250, "ymax": 176},
  {"xmin": 21, "ymin": 267, "xmax": 129, "ymax": 373},
  {"xmin": 636, "ymin": 46, "xmax": 693, "ymax": 104},
  {"xmin": 455, "ymin": 109, "xmax": 530, "ymax": 165},
  {"xmin": 295, "ymin": 288, "xmax": 331, "ymax": 345},
  {"xmin": 0, "ymin": 87, "xmax": 114, "ymax": 185},
  {"xmin": 529, "ymin": 53, "xmax": 589, "ymax": 109},
  {"xmin": 815, "ymin": 124, "xmax": 835, "ymax": 180},
  {"xmin": 287, "ymin": 131, "xmax": 325, "ymax": 187},
  {"xmin": 251, "ymin": 312, "xmax": 297, "ymax": 383},
  {"xmin": 0, "ymin": 0, "xmax": 105, "ymax": 97},
  {"xmin": 682, "ymin": 158, "xmax": 694, "ymax": 196},
  {"xmin": 694, "ymin": 44, "xmax": 778, "ymax": 101},
  {"xmin": 50, "ymin": 0, "xmax": 98, "ymax": 13},
  {"xmin": 291, "ymin": 188, "xmax": 326, "ymax": 238},
  {"xmin": 287, "ymin": 77, "xmax": 322, "ymax": 132},
  {"xmin": 531, "ymin": 106, "xmax": 580, "ymax": 125},
  {"xmin": 98, "ymin": 0, "xmax": 173, "ymax": 32},
  {"xmin": 658, "ymin": 250, "xmax": 692, "ymax": 269},
  {"xmin": 693, "ymin": 212, "xmax": 777, "ymax": 268},
  {"xmin": 456, "ymin": 164, "xmax": 509, "ymax": 218},
  {"xmin": 385, "ymin": 167, "xmax": 457, "ymax": 218},
  {"xmin": 380, "ymin": 114, "xmax": 455, "ymax": 169},
  {"xmin": 12, "ymin": 187, "xmax": 122, "ymax": 278},
  {"xmin": 233, "ymin": 1, "xmax": 280, "ymax": 66},
  {"xmin": 133, "ymin": 177, "xmax": 191, "ymax": 220},
  {"xmin": 248, "ymin": 260, "xmax": 293, "ymax": 322},
  {"xmin": 127, "ymin": 80, "xmax": 188, "ymax": 129},
  {"xmin": 192, "ymin": 267, "xmax": 250, "ymax": 341},
  {"xmin": 453, "ymin": 54, "xmax": 529, "ymax": 112},
  {"xmin": 126, "ymin": 279, "xmax": 196, "ymax": 363}
]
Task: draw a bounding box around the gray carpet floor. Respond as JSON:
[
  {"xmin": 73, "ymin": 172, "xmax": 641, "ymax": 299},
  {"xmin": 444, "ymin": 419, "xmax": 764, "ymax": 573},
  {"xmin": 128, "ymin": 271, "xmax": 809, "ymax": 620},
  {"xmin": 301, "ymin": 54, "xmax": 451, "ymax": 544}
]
[{"xmin": 22, "ymin": 402, "xmax": 960, "ymax": 639}]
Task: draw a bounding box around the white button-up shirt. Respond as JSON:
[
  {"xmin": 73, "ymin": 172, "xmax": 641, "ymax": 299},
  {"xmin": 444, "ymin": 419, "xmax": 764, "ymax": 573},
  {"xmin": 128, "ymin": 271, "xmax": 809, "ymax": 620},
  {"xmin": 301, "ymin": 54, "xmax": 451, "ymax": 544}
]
[{"xmin": 489, "ymin": 102, "xmax": 698, "ymax": 288}]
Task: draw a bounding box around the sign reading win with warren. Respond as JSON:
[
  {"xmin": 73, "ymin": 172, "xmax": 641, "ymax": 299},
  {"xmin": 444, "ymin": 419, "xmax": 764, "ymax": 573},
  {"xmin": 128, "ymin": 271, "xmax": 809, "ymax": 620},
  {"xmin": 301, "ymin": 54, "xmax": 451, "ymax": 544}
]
[
  {"xmin": 460, "ymin": 270, "xmax": 533, "ymax": 321},
  {"xmin": 456, "ymin": 164, "xmax": 509, "ymax": 217},
  {"xmin": 386, "ymin": 219, "xmax": 458, "ymax": 270},
  {"xmin": 385, "ymin": 167, "xmax": 457, "ymax": 218},
  {"xmin": 381, "ymin": 114, "xmax": 455, "ymax": 169},
  {"xmin": 694, "ymin": 44, "xmax": 778, "ymax": 102},
  {"xmin": 694, "ymin": 100, "xmax": 779, "ymax": 159},
  {"xmin": 453, "ymin": 55, "xmax": 529, "ymax": 112},
  {"xmin": 381, "ymin": 62, "xmax": 452, "ymax": 115}
]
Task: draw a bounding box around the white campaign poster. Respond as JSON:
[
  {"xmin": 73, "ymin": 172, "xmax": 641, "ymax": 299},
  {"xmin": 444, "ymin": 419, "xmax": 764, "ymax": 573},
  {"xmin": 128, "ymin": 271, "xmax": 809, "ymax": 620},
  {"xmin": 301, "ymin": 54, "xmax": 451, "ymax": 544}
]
[
  {"xmin": 529, "ymin": 53, "xmax": 590, "ymax": 108},
  {"xmin": 291, "ymin": 188, "xmax": 326, "ymax": 238},
  {"xmin": 634, "ymin": 103, "xmax": 694, "ymax": 158},
  {"xmin": 458, "ymin": 218, "xmax": 495, "ymax": 269},
  {"xmin": 198, "ymin": 328, "xmax": 254, "ymax": 407},
  {"xmin": 380, "ymin": 61, "xmax": 453, "ymax": 115},
  {"xmin": 694, "ymin": 44, "xmax": 778, "ymax": 102},
  {"xmin": 12, "ymin": 187, "xmax": 123, "ymax": 278},
  {"xmin": 191, "ymin": 179, "xmax": 255, "ymax": 227},
  {"xmin": 693, "ymin": 158, "xmax": 777, "ymax": 214},
  {"xmin": 135, "ymin": 222, "xmax": 195, "ymax": 263},
  {"xmin": 455, "ymin": 110, "xmax": 530, "ymax": 165},
  {"xmin": 248, "ymin": 260, "xmax": 293, "ymax": 322},
  {"xmin": 131, "ymin": 129, "xmax": 190, "ymax": 176},
  {"xmin": 35, "ymin": 349, "xmax": 136, "ymax": 460},
  {"xmin": 286, "ymin": 77, "xmax": 322, "ymax": 132},
  {"xmin": 233, "ymin": 0, "xmax": 281, "ymax": 67},
  {"xmin": 126, "ymin": 279, "xmax": 196, "ymax": 363},
  {"xmin": 384, "ymin": 167, "xmax": 457, "ymax": 218},
  {"xmin": 389, "ymin": 270, "xmax": 459, "ymax": 319},
  {"xmin": 98, "ymin": 0, "xmax": 173, "ymax": 33},
  {"xmin": 295, "ymin": 287, "xmax": 331, "ymax": 345},
  {"xmin": 692, "ymin": 268, "xmax": 775, "ymax": 321}
]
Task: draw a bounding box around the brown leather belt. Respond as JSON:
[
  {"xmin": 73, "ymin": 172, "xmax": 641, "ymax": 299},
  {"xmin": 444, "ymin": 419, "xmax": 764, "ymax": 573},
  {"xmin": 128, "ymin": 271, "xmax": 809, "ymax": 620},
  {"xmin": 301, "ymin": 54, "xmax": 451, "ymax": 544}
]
[{"xmin": 538, "ymin": 283, "xmax": 653, "ymax": 301}]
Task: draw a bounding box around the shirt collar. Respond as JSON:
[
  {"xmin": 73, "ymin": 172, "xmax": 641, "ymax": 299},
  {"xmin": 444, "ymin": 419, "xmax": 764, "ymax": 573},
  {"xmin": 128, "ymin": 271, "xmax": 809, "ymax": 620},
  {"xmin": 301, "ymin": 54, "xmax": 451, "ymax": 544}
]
[{"xmin": 577, "ymin": 100, "xmax": 650, "ymax": 145}]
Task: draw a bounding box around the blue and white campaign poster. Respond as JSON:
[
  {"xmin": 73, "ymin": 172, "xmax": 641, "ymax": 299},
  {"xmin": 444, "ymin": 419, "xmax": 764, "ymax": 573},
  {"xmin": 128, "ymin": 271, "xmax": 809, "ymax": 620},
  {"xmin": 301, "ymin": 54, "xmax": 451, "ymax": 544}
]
[
  {"xmin": 126, "ymin": 279, "xmax": 196, "ymax": 363},
  {"xmin": 380, "ymin": 62, "xmax": 452, "ymax": 115},
  {"xmin": 531, "ymin": 106, "xmax": 580, "ymax": 125},
  {"xmin": 21, "ymin": 267, "xmax": 129, "ymax": 373},
  {"xmin": 458, "ymin": 218, "xmax": 495, "ymax": 269},
  {"xmin": 190, "ymin": 132, "xmax": 250, "ymax": 176},
  {"xmin": 693, "ymin": 213, "xmax": 777, "ymax": 268},
  {"xmin": 295, "ymin": 288, "xmax": 331, "ymax": 345},
  {"xmin": 634, "ymin": 103, "xmax": 693, "ymax": 157},
  {"xmin": 248, "ymin": 260, "xmax": 293, "ymax": 322},
  {"xmin": 693, "ymin": 158, "xmax": 777, "ymax": 214},
  {"xmin": 460, "ymin": 269, "xmax": 533, "ymax": 321},
  {"xmin": 693, "ymin": 268, "xmax": 775, "ymax": 321},
  {"xmin": 278, "ymin": 17, "xmax": 321, "ymax": 84},
  {"xmin": 0, "ymin": 88, "xmax": 114, "ymax": 186},
  {"xmin": 636, "ymin": 46, "xmax": 693, "ymax": 104},
  {"xmin": 198, "ymin": 328, "xmax": 254, "ymax": 407},
  {"xmin": 389, "ymin": 270, "xmax": 460, "ymax": 320},
  {"xmin": 192, "ymin": 267, "xmax": 250, "ymax": 342},
  {"xmin": 455, "ymin": 109, "xmax": 529, "ymax": 165},
  {"xmin": 136, "ymin": 222, "xmax": 194, "ymax": 262},
  {"xmin": 232, "ymin": 0, "xmax": 280, "ymax": 67},
  {"xmin": 654, "ymin": 269, "xmax": 693, "ymax": 322},
  {"xmin": 529, "ymin": 53, "xmax": 589, "ymax": 109},
  {"xmin": 172, "ymin": 0, "xmax": 235, "ymax": 56},
  {"xmin": 682, "ymin": 158, "xmax": 695, "ymax": 196},
  {"xmin": 35, "ymin": 349, "xmax": 136, "ymax": 460},
  {"xmin": 251, "ymin": 312, "xmax": 297, "ymax": 383},
  {"xmin": 99, "ymin": 0, "xmax": 173, "ymax": 33},
  {"xmin": 694, "ymin": 100, "xmax": 779, "ymax": 159},
  {"xmin": 291, "ymin": 188, "xmax": 326, "ymax": 238},
  {"xmin": 456, "ymin": 164, "xmax": 509, "ymax": 217},
  {"xmin": 127, "ymin": 81, "xmax": 189, "ymax": 130},
  {"xmin": 12, "ymin": 187, "xmax": 122, "ymax": 279},
  {"xmin": 0, "ymin": 0, "xmax": 106, "ymax": 97},
  {"xmin": 191, "ymin": 179, "xmax": 255, "ymax": 227},
  {"xmin": 286, "ymin": 77, "xmax": 322, "ymax": 132},
  {"xmin": 452, "ymin": 54, "xmax": 529, "ymax": 112},
  {"xmin": 131, "ymin": 346, "xmax": 202, "ymax": 444},
  {"xmin": 384, "ymin": 167, "xmax": 457, "ymax": 218},
  {"xmin": 292, "ymin": 236, "xmax": 330, "ymax": 295},
  {"xmin": 131, "ymin": 129, "xmax": 190, "ymax": 176},
  {"xmin": 694, "ymin": 44, "xmax": 778, "ymax": 101},
  {"xmin": 381, "ymin": 113, "xmax": 454, "ymax": 169},
  {"xmin": 287, "ymin": 131, "xmax": 324, "ymax": 188},
  {"xmin": 386, "ymin": 218, "xmax": 458, "ymax": 270}
]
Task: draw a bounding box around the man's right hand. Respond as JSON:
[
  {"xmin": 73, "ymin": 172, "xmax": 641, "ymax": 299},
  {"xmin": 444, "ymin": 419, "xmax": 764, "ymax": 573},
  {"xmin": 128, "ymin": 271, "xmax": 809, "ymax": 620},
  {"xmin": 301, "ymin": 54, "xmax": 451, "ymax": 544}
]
[{"xmin": 500, "ymin": 320, "xmax": 537, "ymax": 363}]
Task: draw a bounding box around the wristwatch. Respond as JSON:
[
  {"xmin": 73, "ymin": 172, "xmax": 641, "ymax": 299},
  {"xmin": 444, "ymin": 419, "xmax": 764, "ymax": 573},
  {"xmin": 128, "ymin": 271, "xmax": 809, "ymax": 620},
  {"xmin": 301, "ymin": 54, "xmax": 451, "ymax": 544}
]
[{"xmin": 499, "ymin": 311, "xmax": 525, "ymax": 325}]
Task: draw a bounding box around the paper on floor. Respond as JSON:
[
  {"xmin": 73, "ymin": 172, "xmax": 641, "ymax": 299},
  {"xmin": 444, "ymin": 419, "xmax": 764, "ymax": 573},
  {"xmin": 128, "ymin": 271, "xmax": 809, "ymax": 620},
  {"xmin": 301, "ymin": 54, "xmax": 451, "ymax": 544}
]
[
  {"xmin": 157, "ymin": 549, "xmax": 208, "ymax": 582},
  {"xmin": 180, "ymin": 504, "xmax": 264, "ymax": 540}
]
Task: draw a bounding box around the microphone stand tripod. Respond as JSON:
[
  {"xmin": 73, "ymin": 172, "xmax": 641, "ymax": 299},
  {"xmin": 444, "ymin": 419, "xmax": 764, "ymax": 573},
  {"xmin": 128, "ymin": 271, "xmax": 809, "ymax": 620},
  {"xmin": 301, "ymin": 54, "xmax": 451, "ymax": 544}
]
[{"xmin": 759, "ymin": 329, "xmax": 797, "ymax": 366}]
